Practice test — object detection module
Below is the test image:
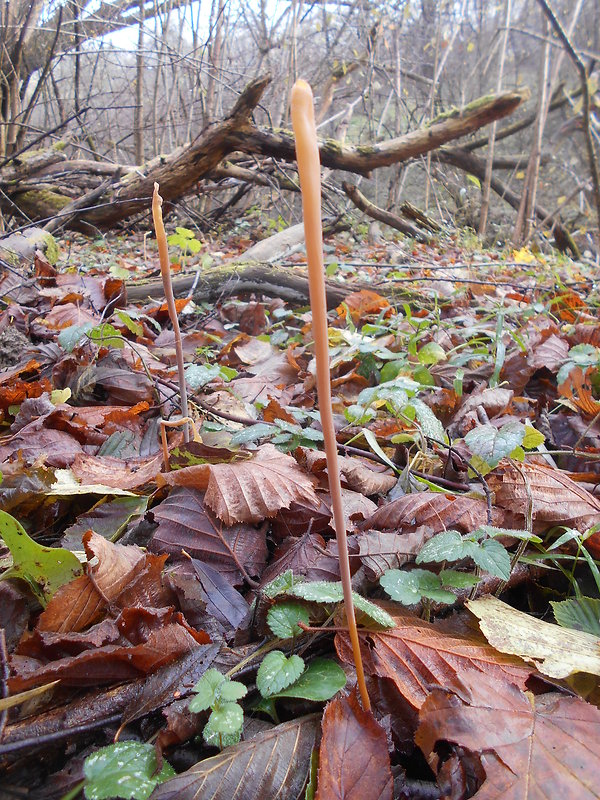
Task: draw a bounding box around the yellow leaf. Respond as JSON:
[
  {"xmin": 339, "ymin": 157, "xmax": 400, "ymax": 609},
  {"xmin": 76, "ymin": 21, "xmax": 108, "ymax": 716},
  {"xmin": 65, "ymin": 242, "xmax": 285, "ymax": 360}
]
[
  {"xmin": 467, "ymin": 41, "xmax": 475, "ymax": 52},
  {"xmin": 515, "ymin": 170, "xmax": 525, "ymax": 180},
  {"xmin": 467, "ymin": 596, "xmax": 600, "ymax": 679},
  {"xmin": 511, "ymin": 246, "xmax": 536, "ymax": 263}
]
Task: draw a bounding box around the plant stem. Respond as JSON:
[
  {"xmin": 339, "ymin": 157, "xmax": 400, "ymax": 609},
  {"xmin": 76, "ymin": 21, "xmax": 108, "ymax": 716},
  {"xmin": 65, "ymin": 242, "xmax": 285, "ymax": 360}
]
[
  {"xmin": 291, "ymin": 79, "xmax": 370, "ymax": 711},
  {"xmin": 152, "ymin": 183, "xmax": 190, "ymax": 442}
]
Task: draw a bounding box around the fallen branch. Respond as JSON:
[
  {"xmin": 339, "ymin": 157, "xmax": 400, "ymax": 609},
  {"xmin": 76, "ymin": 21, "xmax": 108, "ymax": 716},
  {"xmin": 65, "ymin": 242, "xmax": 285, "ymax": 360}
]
[
  {"xmin": 342, "ymin": 181, "xmax": 432, "ymax": 242},
  {"xmin": 437, "ymin": 146, "xmax": 581, "ymax": 256}
]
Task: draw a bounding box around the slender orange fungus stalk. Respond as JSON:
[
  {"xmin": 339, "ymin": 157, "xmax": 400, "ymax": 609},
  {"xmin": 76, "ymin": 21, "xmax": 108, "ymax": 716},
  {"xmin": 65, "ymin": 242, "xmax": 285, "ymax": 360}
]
[
  {"xmin": 291, "ymin": 79, "xmax": 370, "ymax": 711},
  {"xmin": 152, "ymin": 183, "xmax": 190, "ymax": 443}
]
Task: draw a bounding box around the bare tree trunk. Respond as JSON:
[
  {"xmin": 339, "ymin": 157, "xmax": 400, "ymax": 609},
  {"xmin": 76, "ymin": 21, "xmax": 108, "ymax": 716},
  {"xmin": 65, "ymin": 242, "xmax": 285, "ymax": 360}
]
[
  {"xmin": 134, "ymin": 0, "xmax": 145, "ymax": 165},
  {"xmin": 478, "ymin": 0, "xmax": 512, "ymax": 236},
  {"xmin": 536, "ymin": 0, "xmax": 600, "ymax": 245},
  {"xmin": 513, "ymin": 16, "xmax": 552, "ymax": 244}
]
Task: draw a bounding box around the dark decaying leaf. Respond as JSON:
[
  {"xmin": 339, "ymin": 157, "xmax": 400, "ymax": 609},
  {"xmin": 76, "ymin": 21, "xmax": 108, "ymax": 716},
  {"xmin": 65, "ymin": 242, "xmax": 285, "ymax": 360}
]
[
  {"xmin": 191, "ymin": 559, "xmax": 250, "ymax": 631},
  {"xmin": 259, "ymin": 532, "xmax": 351, "ymax": 588},
  {"xmin": 60, "ymin": 494, "xmax": 149, "ymax": 549},
  {"xmin": 335, "ymin": 611, "xmax": 531, "ymax": 711},
  {"xmin": 150, "ymin": 487, "xmax": 267, "ymax": 585},
  {"xmin": 157, "ymin": 444, "xmax": 318, "ymax": 525},
  {"xmin": 9, "ymin": 613, "xmax": 210, "ymax": 692},
  {"xmin": 119, "ymin": 643, "xmax": 220, "ymax": 731},
  {"xmin": 150, "ymin": 713, "xmax": 320, "ymax": 800},
  {"xmin": 315, "ymin": 689, "xmax": 393, "ymax": 800},
  {"xmin": 416, "ymin": 669, "xmax": 600, "ymax": 800}
]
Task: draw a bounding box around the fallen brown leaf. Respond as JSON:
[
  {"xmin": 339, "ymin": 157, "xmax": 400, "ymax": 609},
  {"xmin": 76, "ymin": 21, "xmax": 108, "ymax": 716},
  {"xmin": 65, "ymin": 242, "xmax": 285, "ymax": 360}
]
[
  {"xmin": 336, "ymin": 609, "xmax": 531, "ymax": 711},
  {"xmin": 487, "ymin": 460, "xmax": 600, "ymax": 533},
  {"xmin": 315, "ymin": 689, "xmax": 393, "ymax": 800},
  {"xmin": 157, "ymin": 443, "xmax": 319, "ymax": 525},
  {"xmin": 151, "ymin": 714, "xmax": 320, "ymax": 800},
  {"xmin": 416, "ymin": 669, "xmax": 600, "ymax": 799}
]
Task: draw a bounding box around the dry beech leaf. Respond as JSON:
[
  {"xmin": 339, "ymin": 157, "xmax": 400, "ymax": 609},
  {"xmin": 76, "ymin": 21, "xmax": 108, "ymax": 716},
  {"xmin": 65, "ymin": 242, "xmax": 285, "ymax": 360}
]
[
  {"xmin": 157, "ymin": 444, "xmax": 318, "ymax": 525},
  {"xmin": 359, "ymin": 491, "xmax": 501, "ymax": 535},
  {"xmin": 527, "ymin": 332, "xmax": 569, "ymax": 371},
  {"xmin": 416, "ymin": 669, "xmax": 600, "ymax": 800},
  {"xmin": 151, "ymin": 713, "xmax": 320, "ymax": 800},
  {"xmin": 315, "ymin": 689, "xmax": 393, "ymax": 800},
  {"xmin": 336, "ymin": 609, "xmax": 531, "ymax": 710},
  {"xmin": 487, "ymin": 461, "xmax": 600, "ymax": 532},
  {"xmin": 298, "ymin": 448, "xmax": 397, "ymax": 495},
  {"xmin": 467, "ymin": 596, "xmax": 600, "ymax": 679},
  {"xmin": 71, "ymin": 451, "xmax": 164, "ymax": 490},
  {"xmin": 37, "ymin": 531, "xmax": 145, "ymax": 633},
  {"xmin": 358, "ymin": 529, "xmax": 432, "ymax": 581}
]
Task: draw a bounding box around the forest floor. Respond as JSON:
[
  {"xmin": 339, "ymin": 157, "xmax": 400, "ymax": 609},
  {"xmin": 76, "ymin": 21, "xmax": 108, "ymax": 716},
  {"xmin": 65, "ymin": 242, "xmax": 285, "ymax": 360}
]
[{"xmin": 1, "ymin": 225, "xmax": 600, "ymax": 800}]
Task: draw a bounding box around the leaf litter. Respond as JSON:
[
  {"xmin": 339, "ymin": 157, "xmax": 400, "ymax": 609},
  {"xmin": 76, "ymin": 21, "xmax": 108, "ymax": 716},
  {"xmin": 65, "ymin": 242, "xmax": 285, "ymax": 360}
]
[{"xmin": 1, "ymin": 235, "xmax": 600, "ymax": 797}]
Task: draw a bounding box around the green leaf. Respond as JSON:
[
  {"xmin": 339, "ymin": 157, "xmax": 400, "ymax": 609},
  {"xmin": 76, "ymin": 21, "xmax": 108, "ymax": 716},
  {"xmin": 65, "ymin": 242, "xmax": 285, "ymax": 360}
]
[
  {"xmin": 380, "ymin": 568, "xmax": 456, "ymax": 605},
  {"xmin": 465, "ymin": 421, "xmax": 525, "ymax": 468},
  {"xmin": 416, "ymin": 530, "xmax": 466, "ymax": 564},
  {"xmin": 439, "ymin": 569, "xmax": 480, "ymax": 588},
  {"xmin": 83, "ymin": 741, "xmax": 174, "ymax": 800},
  {"xmin": 325, "ymin": 261, "xmax": 339, "ymax": 276},
  {"xmin": 219, "ymin": 365, "xmax": 237, "ymax": 382},
  {"xmin": 417, "ymin": 342, "xmax": 446, "ymax": 365},
  {"xmin": 305, "ymin": 748, "xmax": 319, "ymax": 800},
  {"xmin": 115, "ymin": 310, "xmax": 144, "ymax": 337},
  {"xmin": 551, "ymin": 596, "xmax": 600, "ymax": 635},
  {"xmin": 344, "ymin": 405, "xmax": 376, "ymax": 425},
  {"xmin": 287, "ymin": 581, "xmax": 395, "ymax": 628},
  {"xmin": 267, "ymin": 602, "xmax": 310, "ymax": 638},
  {"xmin": 58, "ymin": 323, "xmax": 93, "ymax": 352},
  {"xmin": 185, "ymin": 363, "xmax": 222, "ymax": 389},
  {"xmin": 380, "ymin": 360, "xmax": 404, "ymax": 382},
  {"xmin": 522, "ymin": 425, "xmax": 546, "ymax": 450},
  {"xmin": 256, "ymin": 651, "xmax": 305, "ymax": 697},
  {"xmin": 189, "ymin": 668, "xmax": 225, "ymax": 712},
  {"xmin": 229, "ymin": 423, "xmax": 276, "ymax": 446},
  {"xmin": 0, "ymin": 510, "xmax": 82, "ymax": 605},
  {"xmin": 269, "ymin": 658, "xmax": 346, "ymax": 701},
  {"xmin": 288, "ymin": 581, "xmax": 344, "ymax": 604},
  {"xmin": 473, "ymin": 525, "xmax": 541, "ymax": 543},
  {"xmin": 219, "ymin": 680, "xmax": 248, "ymax": 702},
  {"xmin": 408, "ymin": 398, "xmax": 445, "ymax": 441},
  {"xmin": 466, "ymin": 538, "xmax": 511, "ymax": 580},
  {"xmin": 262, "ymin": 570, "xmax": 299, "ymax": 598},
  {"xmin": 88, "ymin": 323, "xmax": 124, "ymax": 349},
  {"xmin": 202, "ymin": 724, "xmax": 241, "ymax": 749},
  {"xmin": 208, "ymin": 702, "xmax": 244, "ymax": 734}
]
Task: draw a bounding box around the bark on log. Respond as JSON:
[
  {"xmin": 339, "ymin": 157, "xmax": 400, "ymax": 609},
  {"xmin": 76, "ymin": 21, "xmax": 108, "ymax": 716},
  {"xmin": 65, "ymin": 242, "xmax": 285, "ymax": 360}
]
[
  {"xmin": 0, "ymin": 74, "xmax": 529, "ymax": 231},
  {"xmin": 126, "ymin": 261, "xmax": 353, "ymax": 309},
  {"xmin": 230, "ymin": 89, "xmax": 529, "ymax": 176}
]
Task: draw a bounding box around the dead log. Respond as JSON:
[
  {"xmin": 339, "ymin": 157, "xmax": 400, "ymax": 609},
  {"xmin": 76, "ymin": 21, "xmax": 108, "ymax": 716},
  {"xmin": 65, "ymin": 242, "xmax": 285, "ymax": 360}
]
[
  {"xmin": 342, "ymin": 181, "xmax": 432, "ymax": 242},
  {"xmin": 0, "ymin": 75, "xmax": 528, "ymax": 231},
  {"xmin": 230, "ymin": 89, "xmax": 529, "ymax": 177},
  {"xmin": 126, "ymin": 260, "xmax": 351, "ymax": 309}
]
